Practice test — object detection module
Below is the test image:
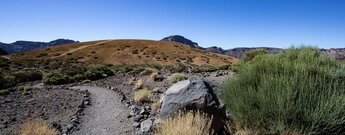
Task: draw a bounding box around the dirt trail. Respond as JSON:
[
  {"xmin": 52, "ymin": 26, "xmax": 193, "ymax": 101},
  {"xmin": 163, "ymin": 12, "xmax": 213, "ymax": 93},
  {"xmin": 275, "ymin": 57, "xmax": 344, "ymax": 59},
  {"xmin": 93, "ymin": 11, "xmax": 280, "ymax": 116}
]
[
  {"xmin": 60, "ymin": 40, "xmax": 112, "ymax": 57},
  {"xmin": 71, "ymin": 86, "xmax": 134, "ymax": 135}
]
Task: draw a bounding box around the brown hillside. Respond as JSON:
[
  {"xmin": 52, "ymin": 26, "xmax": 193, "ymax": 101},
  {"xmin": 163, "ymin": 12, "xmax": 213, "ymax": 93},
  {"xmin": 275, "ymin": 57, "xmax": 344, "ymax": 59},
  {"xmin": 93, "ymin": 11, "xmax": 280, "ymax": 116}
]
[{"xmin": 11, "ymin": 40, "xmax": 237, "ymax": 65}]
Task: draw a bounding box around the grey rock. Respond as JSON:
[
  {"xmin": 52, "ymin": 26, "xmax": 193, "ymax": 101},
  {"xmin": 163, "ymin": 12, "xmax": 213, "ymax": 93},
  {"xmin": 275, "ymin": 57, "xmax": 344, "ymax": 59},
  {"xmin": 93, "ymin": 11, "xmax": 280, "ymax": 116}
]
[
  {"xmin": 133, "ymin": 122, "xmax": 140, "ymax": 128},
  {"xmin": 134, "ymin": 115, "xmax": 144, "ymax": 122},
  {"xmin": 66, "ymin": 124, "xmax": 74, "ymax": 132},
  {"xmin": 159, "ymin": 79, "xmax": 226, "ymax": 132},
  {"xmin": 140, "ymin": 119, "xmax": 154, "ymax": 133}
]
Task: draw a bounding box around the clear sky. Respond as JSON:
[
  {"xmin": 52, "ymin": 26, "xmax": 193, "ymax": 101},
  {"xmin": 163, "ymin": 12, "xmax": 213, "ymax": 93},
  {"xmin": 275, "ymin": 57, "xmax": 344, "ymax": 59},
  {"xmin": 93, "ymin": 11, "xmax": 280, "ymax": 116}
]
[{"xmin": 0, "ymin": 0, "xmax": 344, "ymax": 49}]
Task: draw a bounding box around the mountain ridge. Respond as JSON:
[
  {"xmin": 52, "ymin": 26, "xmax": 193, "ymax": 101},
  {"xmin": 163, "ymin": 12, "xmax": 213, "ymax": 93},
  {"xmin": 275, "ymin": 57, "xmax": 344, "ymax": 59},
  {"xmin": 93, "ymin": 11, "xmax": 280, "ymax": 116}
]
[{"xmin": 0, "ymin": 39, "xmax": 78, "ymax": 53}]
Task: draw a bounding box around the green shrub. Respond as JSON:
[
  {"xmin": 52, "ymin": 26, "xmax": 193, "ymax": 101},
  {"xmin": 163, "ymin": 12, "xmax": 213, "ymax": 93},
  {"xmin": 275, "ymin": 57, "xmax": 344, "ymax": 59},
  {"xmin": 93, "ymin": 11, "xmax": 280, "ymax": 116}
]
[
  {"xmin": 221, "ymin": 47, "xmax": 345, "ymax": 134},
  {"xmin": 43, "ymin": 72, "xmax": 70, "ymax": 85},
  {"xmin": 0, "ymin": 89, "xmax": 10, "ymax": 96},
  {"xmin": 0, "ymin": 72, "xmax": 16, "ymax": 89},
  {"xmin": 243, "ymin": 49, "xmax": 268, "ymax": 62},
  {"xmin": 17, "ymin": 86, "xmax": 33, "ymax": 91},
  {"xmin": 12, "ymin": 69, "xmax": 42, "ymax": 83},
  {"xmin": 169, "ymin": 73, "xmax": 187, "ymax": 83},
  {"xmin": 84, "ymin": 65, "xmax": 114, "ymax": 80}
]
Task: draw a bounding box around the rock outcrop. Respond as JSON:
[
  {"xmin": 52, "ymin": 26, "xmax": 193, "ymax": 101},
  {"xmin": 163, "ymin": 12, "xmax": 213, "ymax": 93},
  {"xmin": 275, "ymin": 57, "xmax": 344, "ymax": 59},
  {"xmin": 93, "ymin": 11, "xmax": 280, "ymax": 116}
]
[
  {"xmin": 159, "ymin": 79, "xmax": 226, "ymax": 132},
  {"xmin": 161, "ymin": 35, "xmax": 200, "ymax": 48}
]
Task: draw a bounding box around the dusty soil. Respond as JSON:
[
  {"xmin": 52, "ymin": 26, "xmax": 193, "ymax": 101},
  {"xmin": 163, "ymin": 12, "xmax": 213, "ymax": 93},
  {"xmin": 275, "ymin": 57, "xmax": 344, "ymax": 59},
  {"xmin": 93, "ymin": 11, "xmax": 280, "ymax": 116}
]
[
  {"xmin": 0, "ymin": 87, "xmax": 84, "ymax": 135},
  {"xmin": 71, "ymin": 86, "xmax": 134, "ymax": 135}
]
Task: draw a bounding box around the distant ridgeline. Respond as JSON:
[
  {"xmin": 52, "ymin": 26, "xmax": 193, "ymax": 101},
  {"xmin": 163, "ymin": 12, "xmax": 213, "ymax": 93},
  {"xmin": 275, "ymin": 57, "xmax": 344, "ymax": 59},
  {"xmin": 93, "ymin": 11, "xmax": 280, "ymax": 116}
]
[
  {"xmin": 161, "ymin": 35, "xmax": 345, "ymax": 60},
  {"xmin": 1, "ymin": 35, "xmax": 344, "ymax": 60},
  {"xmin": 0, "ymin": 39, "xmax": 78, "ymax": 54}
]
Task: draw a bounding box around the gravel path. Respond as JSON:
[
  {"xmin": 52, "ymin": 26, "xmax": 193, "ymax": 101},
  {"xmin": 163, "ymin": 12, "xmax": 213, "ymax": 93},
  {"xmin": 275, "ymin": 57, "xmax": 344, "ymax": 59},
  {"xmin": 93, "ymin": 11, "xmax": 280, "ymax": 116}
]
[{"xmin": 71, "ymin": 86, "xmax": 134, "ymax": 135}]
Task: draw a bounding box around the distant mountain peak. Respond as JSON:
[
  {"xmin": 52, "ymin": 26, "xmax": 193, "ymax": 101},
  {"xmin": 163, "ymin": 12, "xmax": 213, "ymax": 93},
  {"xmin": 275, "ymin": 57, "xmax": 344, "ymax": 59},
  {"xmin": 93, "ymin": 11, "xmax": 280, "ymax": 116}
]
[
  {"xmin": 161, "ymin": 35, "xmax": 199, "ymax": 48},
  {"xmin": 0, "ymin": 39, "xmax": 78, "ymax": 54}
]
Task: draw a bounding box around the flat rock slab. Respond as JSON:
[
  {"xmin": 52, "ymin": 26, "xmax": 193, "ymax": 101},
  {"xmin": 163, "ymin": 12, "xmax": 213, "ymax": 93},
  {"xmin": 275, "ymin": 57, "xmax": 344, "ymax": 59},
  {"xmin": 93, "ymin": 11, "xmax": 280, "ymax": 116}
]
[{"xmin": 71, "ymin": 86, "xmax": 134, "ymax": 135}]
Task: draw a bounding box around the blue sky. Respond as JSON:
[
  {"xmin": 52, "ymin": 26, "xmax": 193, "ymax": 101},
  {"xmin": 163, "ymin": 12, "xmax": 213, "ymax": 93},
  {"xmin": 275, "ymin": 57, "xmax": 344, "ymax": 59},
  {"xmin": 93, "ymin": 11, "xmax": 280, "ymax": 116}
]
[{"xmin": 0, "ymin": 0, "xmax": 344, "ymax": 49}]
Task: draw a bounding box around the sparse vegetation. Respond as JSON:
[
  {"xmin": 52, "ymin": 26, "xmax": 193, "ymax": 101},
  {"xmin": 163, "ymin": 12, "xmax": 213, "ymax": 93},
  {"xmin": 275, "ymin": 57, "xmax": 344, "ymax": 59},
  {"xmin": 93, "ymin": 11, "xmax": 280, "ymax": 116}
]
[
  {"xmin": 221, "ymin": 47, "xmax": 345, "ymax": 134},
  {"xmin": 134, "ymin": 88, "xmax": 152, "ymax": 103},
  {"xmin": 150, "ymin": 72, "xmax": 159, "ymax": 81},
  {"xmin": 139, "ymin": 67, "xmax": 159, "ymax": 76},
  {"xmin": 151, "ymin": 101, "xmax": 160, "ymax": 114},
  {"xmin": 17, "ymin": 85, "xmax": 33, "ymax": 91},
  {"xmin": 169, "ymin": 73, "xmax": 186, "ymax": 83},
  {"xmin": 155, "ymin": 111, "xmax": 213, "ymax": 135},
  {"xmin": 134, "ymin": 79, "xmax": 143, "ymax": 90},
  {"xmin": 82, "ymin": 79, "xmax": 91, "ymax": 84},
  {"xmin": 0, "ymin": 89, "xmax": 10, "ymax": 96},
  {"xmin": 19, "ymin": 119, "xmax": 56, "ymax": 135}
]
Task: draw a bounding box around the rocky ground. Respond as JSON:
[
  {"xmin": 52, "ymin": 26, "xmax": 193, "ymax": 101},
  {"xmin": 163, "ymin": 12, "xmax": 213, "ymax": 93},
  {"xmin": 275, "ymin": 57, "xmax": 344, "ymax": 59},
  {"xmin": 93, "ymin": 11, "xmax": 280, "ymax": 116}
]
[
  {"xmin": 0, "ymin": 70, "xmax": 233, "ymax": 135},
  {"xmin": 0, "ymin": 85, "xmax": 90, "ymax": 135}
]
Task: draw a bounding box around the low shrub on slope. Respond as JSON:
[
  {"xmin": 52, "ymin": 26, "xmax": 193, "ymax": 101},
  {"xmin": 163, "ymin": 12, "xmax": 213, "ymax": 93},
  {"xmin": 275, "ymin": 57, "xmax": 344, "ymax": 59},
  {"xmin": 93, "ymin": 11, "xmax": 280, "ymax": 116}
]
[{"xmin": 221, "ymin": 47, "xmax": 345, "ymax": 134}]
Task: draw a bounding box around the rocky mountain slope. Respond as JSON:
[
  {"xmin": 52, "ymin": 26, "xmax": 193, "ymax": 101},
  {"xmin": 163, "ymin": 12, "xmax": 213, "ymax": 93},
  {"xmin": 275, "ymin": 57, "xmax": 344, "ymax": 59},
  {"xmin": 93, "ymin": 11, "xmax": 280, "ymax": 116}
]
[
  {"xmin": 0, "ymin": 39, "xmax": 78, "ymax": 54},
  {"xmin": 161, "ymin": 35, "xmax": 200, "ymax": 48},
  {"xmin": 225, "ymin": 47, "xmax": 283, "ymax": 58},
  {"xmin": 12, "ymin": 40, "xmax": 237, "ymax": 65}
]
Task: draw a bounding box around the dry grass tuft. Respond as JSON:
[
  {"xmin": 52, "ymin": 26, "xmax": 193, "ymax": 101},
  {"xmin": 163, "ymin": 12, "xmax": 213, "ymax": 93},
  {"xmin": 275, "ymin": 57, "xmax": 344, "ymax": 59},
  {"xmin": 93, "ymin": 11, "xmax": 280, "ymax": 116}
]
[
  {"xmin": 152, "ymin": 87, "xmax": 162, "ymax": 93},
  {"xmin": 155, "ymin": 111, "xmax": 213, "ymax": 135},
  {"xmin": 134, "ymin": 88, "xmax": 152, "ymax": 103},
  {"xmin": 19, "ymin": 119, "xmax": 56, "ymax": 135},
  {"xmin": 134, "ymin": 79, "xmax": 143, "ymax": 90},
  {"xmin": 150, "ymin": 101, "xmax": 160, "ymax": 115},
  {"xmin": 150, "ymin": 72, "xmax": 159, "ymax": 81}
]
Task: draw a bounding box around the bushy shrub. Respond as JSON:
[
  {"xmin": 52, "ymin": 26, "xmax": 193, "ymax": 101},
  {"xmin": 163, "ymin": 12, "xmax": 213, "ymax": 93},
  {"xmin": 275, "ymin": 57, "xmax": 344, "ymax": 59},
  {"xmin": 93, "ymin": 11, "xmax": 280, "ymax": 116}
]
[
  {"xmin": 12, "ymin": 69, "xmax": 42, "ymax": 83},
  {"xmin": 169, "ymin": 73, "xmax": 187, "ymax": 83},
  {"xmin": 0, "ymin": 72, "xmax": 16, "ymax": 89},
  {"xmin": 243, "ymin": 48, "xmax": 268, "ymax": 62},
  {"xmin": 155, "ymin": 111, "xmax": 213, "ymax": 135},
  {"xmin": 84, "ymin": 64, "xmax": 114, "ymax": 80},
  {"xmin": 221, "ymin": 47, "xmax": 345, "ymax": 134},
  {"xmin": 43, "ymin": 72, "xmax": 70, "ymax": 85}
]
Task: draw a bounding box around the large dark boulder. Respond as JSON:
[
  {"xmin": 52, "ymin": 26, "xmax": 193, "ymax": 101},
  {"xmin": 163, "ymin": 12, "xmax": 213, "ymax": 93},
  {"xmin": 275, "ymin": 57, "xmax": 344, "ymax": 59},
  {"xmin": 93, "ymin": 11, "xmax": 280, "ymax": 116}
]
[{"xmin": 159, "ymin": 79, "xmax": 226, "ymax": 132}]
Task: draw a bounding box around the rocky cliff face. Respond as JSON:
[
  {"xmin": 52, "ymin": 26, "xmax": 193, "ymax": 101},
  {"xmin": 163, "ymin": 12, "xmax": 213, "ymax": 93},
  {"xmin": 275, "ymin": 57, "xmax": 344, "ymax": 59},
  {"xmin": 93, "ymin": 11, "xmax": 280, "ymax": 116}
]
[
  {"xmin": 161, "ymin": 35, "xmax": 200, "ymax": 48},
  {"xmin": 0, "ymin": 39, "xmax": 78, "ymax": 54}
]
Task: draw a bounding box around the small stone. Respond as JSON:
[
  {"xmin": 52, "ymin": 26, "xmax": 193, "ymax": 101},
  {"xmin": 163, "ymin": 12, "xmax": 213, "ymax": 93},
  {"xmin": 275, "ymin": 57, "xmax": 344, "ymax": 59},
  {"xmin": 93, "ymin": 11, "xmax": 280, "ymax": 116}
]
[
  {"xmin": 66, "ymin": 124, "xmax": 74, "ymax": 131},
  {"xmin": 132, "ymin": 122, "xmax": 140, "ymax": 128},
  {"xmin": 140, "ymin": 119, "xmax": 154, "ymax": 133},
  {"xmin": 134, "ymin": 115, "xmax": 144, "ymax": 122}
]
